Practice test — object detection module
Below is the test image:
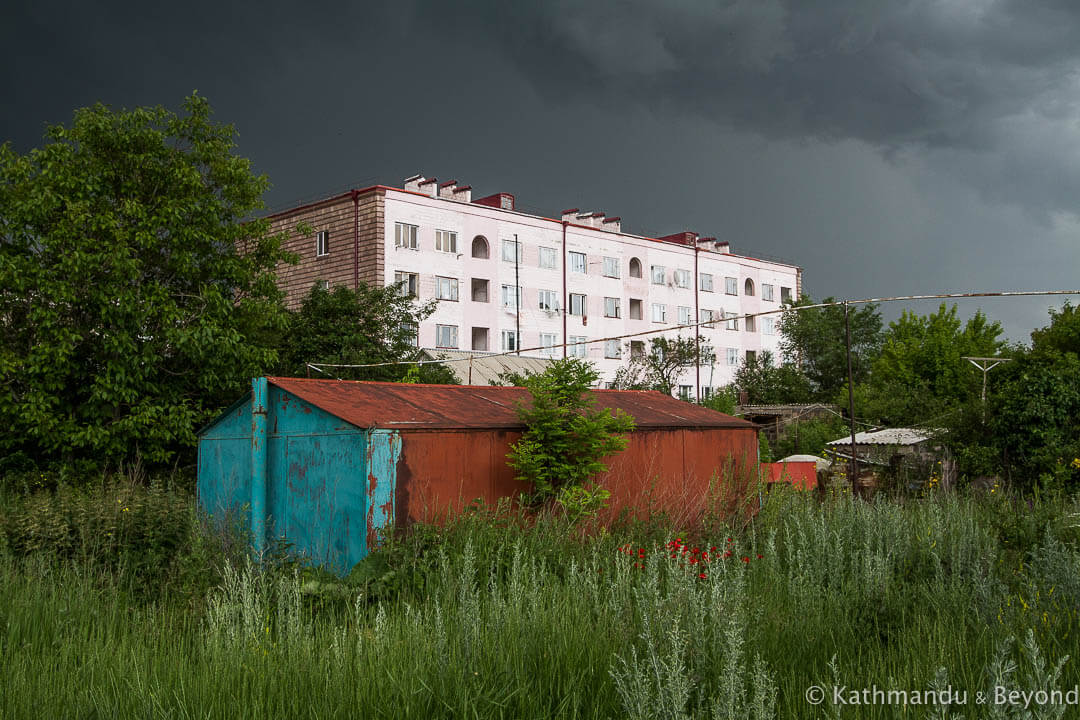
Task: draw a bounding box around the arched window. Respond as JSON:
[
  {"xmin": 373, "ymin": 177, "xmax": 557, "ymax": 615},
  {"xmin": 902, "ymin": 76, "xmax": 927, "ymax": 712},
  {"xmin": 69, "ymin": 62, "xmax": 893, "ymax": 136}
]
[
  {"xmin": 471, "ymin": 235, "xmax": 489, "ymax": 259},
  {"xmin": 629, "ymin": 257, "xmax": 642, "ymax": 278},
  {"xmin": 744, "ymin": 278, "xmax": 755, "ymax": 296}
]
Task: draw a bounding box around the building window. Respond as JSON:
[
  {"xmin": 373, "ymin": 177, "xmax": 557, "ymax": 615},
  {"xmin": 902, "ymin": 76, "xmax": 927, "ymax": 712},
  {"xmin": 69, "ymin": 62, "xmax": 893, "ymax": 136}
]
[
  {"xmin": 436, "ymin": 229, "xmax": 458, "ymax": 254},
  {"xmin": 745, "ymin": 315, "xmax": 756, "ymax": 332},
  {"xmin": 604, "ymin": 340, "xmax": 621, "ymax": 359},
  {"xmin": 395, "ymin": 222, "xmax": 418, "ymax": 249},
  {"xmin": 725, "ymin": 311, "xmax": 738, "ymax": 330},
  {"xmin": 781, "ymin": 286, "xmax": 792, "ymax": 303},
  {"xmin": 471, "ymin": 278, "xmax": 489, "ymax": 303},
  {"xmin": 762, "ymin": 284, "xmax": 774, "ymax": 301},
  {"xmin": 540, "ymin": 332, "xmax": 558, "ymax": 357},
  {"xmin": 538, "ymin": 289, "xmax": 559, "ymax": 311},
  {"xmin": 472, "ymin": 327, "xmax": 489, "ymax": 351},
  {"xmin": 501, "ymin": 284, "xmax": 521, "ymax": 310},
  {"xmin": 725, "ymin": 276, "xmax": 738, "ymax": 295},
  {"xmin": 501, "ymin": 330, "xmax": 520, "ymax": 352},
  {"xmin": 400, "ymin": 321, "xmax": 418, "ymax": 346},
  {"xmin": 629, "ymin": 257, "xmax": 643, "ymax": 278},
  {"xmin": 651, "ymin": 265, "xmax": 666, "ymax": 285},
  {"xmin": 678, "ymin": 306, "xmax": 692, "ymax": 325},
  {"xmin": 630, "ymin": 340, "xmax": 645, "ymax": 358},
  {"xmin": 652, "ymin": 303, "xmax": 667, "ymax": 323},
  {"xmin": 471, "ymin": 235, "xmax": 489, "ymax": 258},
  {"xmin": 315, "ymin": 230, "xmax": 329, "ymax": 257},
  {"xmin": 700, "ymin": 309, "xmax": 715, "ymax": 328},
  {"xmin": 501, "ymin": 239, "xmax": 522, "ymax": 263},
  {"xmin": 674, "ymin": 269, "xmax": 691, "ymax": 288},
  {"xmin": 394, "ymin": 271, "xmax": 419, "ymax": 298},
  {"xmin": 629, "ymin": 298, "xmax": 643, "ymax": 320},
  {"xmin": 727, "ymin": 348, "xmax": 739, "ymax": 366},
  {"xmin": 436, "ymin": 324, "xmax": 458, "ymax": 349},
  {"xmin": 744, "ymin": 278, "xmax": 755, "ymax": 296},
  {"xmin": 604, "ymin": 297, "xmax": 621, "ymax": 318},
  {"xmin": 435, "ymin": 276, "xmax": 459, "ymax": 301},
  {"xmin": 746, "ymin": 350, "xmax": 757, "ymax": 364},
  {"xmin": 539, "ymin": 246, "xmax": 557, "ymax": 269},
  {"xmin": 678, "ymin": 385, "xmax": 693, "ymax": 401},
  {"xmin": 762, "ymin": 317, "xmax": 775, "ymax": 335},
  {"xmin": 569, "ymin": 293, "xmax": 587, "ymax": 316},
  {"xmin": 700, "ymin": 273, "xmax": 714, "ymax": 292},
  {"xmin": 319, "ymin": 279, "xmax": 330, "ymax": 290},
  {"xmin": 701, "ymin": 386, "xmax": 713, "ymax": 400},
  {"xmin": 602, "ymin": 256, "xmax": 620, "ymax": 278},
  {"xmin": 569, "ymin": 251, "xmax": 587, "ymax": 273},
  {"xmin": 568, "ymin": 335, "xmax": 587, "ymax": 358}
]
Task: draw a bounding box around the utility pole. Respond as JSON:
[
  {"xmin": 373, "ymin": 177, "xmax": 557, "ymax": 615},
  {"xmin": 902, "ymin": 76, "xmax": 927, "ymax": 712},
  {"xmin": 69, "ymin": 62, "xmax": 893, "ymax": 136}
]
[
  {"xmin": 845, "ymin": 302, "xmax": 859, "ymax": 493},
  {"xmin": 963, "ymin": 356, "xmax": 1010, "ymax": 422}
]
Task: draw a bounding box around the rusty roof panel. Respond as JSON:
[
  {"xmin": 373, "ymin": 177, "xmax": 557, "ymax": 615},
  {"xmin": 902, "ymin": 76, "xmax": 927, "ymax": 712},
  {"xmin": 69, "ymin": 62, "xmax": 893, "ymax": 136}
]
[{"xmin": 266, "ymin": 378, "xmax": 755, "ymax": 431}]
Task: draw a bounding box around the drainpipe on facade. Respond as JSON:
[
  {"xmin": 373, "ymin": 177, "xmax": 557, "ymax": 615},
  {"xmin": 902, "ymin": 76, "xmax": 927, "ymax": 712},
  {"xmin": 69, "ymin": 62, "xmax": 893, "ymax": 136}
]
[
  {"xmin": 694, "ymin": 244, "xmax": 700, "ymax": 402},
  {"xmin": 514, "ymin": 233, "xmax": 521, "ymax": 356},
  {"xmin": 351, "ymin": 190, "xmax": 360, "ymax": 289},
  {"xmin": 561, "ymin": 221, "xmax": 568, "ymax": 359},
  {"xmin": 250, "ymin": 376, "xmax": 269, "ymax": 557}
]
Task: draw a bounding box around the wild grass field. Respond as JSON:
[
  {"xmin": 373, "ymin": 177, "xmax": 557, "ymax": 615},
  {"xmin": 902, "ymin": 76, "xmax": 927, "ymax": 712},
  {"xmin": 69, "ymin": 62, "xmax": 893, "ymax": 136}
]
[{"xmin": 1, "ymin": 474, "xmax": 1078, "ymax": 719}]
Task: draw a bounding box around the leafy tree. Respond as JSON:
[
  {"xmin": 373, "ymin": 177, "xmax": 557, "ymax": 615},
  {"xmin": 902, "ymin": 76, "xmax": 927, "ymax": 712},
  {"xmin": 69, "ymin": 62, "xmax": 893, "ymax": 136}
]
[
  {"xmin": 277, "ymin": 282, "xmax": 456, "ymax": 384},
  {"xmin": 700, "ymin": 386, "xmax": 738, "ymax": 415},
  {"xmin": 733, "ymin": 350, "xmax": 813, "ymax": 405},
  {"xmin": 778, "ymin": 295, "xmax": 882, "ymax": 399},
  {"xmin": 0, "ymin": 94, "xmax": 290, "ymax": 467},
  {"xmin": 610, "ymin": 336, "xmax": 714, "ymax": 396},
  {"xmin": 507, "ymin": 358, "xmax": 635, "ymax": 505},
  {"xmin": 856, "ymin": 304, "xmax": 1005, "ymax": 426},
  {"xmin": 1030, "ymin": 302, "xmax": 1080, "ymax": 357},
  {"xmin": 773, "ymin": 415, "xmax": 848, "ymax": 459}
]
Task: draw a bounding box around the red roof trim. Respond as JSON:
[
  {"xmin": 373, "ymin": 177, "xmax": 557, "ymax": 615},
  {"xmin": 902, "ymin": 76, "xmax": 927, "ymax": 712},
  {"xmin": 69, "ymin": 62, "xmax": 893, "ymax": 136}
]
[{"xmin": 439, "ymin": 180, "xmax": 458, "ymax": 187}]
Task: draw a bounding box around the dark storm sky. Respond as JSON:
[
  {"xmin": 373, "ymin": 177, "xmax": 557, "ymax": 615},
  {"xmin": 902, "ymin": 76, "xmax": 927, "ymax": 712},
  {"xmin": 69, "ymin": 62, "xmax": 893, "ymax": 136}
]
[{"xmin": 5, "ymin": 0, "xmax": 1080, "ymax": 341}]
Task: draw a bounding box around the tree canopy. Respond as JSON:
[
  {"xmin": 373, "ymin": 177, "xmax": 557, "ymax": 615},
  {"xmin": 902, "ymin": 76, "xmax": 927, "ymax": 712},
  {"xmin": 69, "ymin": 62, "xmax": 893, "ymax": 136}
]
[{"xmin": 0, "ymin": 94, "xmax": 290, "ymax": 467}]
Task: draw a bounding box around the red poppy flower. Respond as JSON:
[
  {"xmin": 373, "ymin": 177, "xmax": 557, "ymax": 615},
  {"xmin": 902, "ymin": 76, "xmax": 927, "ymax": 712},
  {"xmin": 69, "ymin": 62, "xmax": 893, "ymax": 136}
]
[
  {"xmin": 723, "ymin": 550, "xmax": 733, "ymax": 558},
  {"xmin": 741, "ymin": 556, "xmax": 750, "ymax": 563},
  {"xmin": 756, "ymin": 554, "xmax": 763, "ymax": 559},
  {"xmin": 698, "ymin": 573, "xmax": 707, "ymax": 579},
  {"xmin": 726, "ymin": 537, "xmax": 733, "ymax": 543}
]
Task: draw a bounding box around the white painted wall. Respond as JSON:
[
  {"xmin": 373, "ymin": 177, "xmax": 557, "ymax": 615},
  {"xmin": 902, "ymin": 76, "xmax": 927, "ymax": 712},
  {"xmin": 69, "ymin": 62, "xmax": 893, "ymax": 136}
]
[{"xmin": 382, "ymin": 189, "xmax": 799, "ymax": 398}]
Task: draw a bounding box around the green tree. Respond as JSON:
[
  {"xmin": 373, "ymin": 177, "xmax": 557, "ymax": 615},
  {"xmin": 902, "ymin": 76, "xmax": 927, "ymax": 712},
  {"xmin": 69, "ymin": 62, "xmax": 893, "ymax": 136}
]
[
  {"xmin": 778, "ymin": 295, "xmax": 882, "ymax": 399},
  {"xmin": 0, "ymin": 94, "xmax": 290, "ymax": 467},
  {"xmin": 278, "ymin": 282, "xmax": 456, "ymax": 384},
  {"xmin": 858, "ymin": 304, "xmax": 1005, "ymax": 426},
  {"xmin": 507, "ymin": 358, "xmax": 635, "ymax": 505},
  {"xmin": 610, "ymin": 336, "xmax": 713, "ymax": 396},
  {"xmin": 733, "ymin": 350, "xmax": 813, "ymax": 405}
]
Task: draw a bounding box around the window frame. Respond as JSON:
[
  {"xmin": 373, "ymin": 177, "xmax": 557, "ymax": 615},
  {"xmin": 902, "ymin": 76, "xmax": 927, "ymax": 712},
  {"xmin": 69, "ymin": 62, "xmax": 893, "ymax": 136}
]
[
  {"xmin": 603, "ymin": 297, "xmax": 621, "ymax": 318},
  {"xmin": 674, "ymin": 269, "xmax": 691, "ymax": 289},
  {"xmin": 538, "ymin": 289, "xmax": 559, "ymax": 312},
  {"xmin": 394, "ymin": 271, "xmax": 419, "ymax": 298},
  {"xmin": 762, "ymin": 283, "xmax": 774, "ymax": 302},
  {"xmin": 538, "ymin": 246, "xmax": 557, "ymax": 269},
  {"xmin": 315, "ymin": 230, "xmax": 329, "ymax": 257},
  {"xmin": 604, "ymin": 339, "xmax": 622, "ymax": 359},
  {"xmin": 435, "ymin": 275, "xmax": 459, "ymax": 302},
  {"xmin": 435, "ymin": 229, "xmax": 458, "ymax": 254},
  {"xmin": 501, "ymin": 284, "xmax": 521, "ymax": 310},
  {"xmin": 677, "ymin": 305, "xmax": 693, "ymax": 326},
  {"xmin": 569, "ymin": 251, "xmax": 587, "ymax": 274},
  {"xmin": 394, "ymin": 222, "xmax": 419, "ymax": 250},
  {"xmin": 602, "ymin": 256, "xmax": 621, "ymax": 278},
  {"xmin": 435, "ymin": 324, "xmax": 459, "ymax": 349},
  {"xmin": 569, "ymin": 293, "xmax": 587, "ymax": 317},
  {"xmin": 651, "ymin": 303, "xmax": 667, "ymax": 323},
  {"xmin": 651, "ymin": 265, "xmax": 666, "ymax": 285},
  {"xmin": 725, "ymin": 276, "xmax": 738, "ymax": 295},
  {"xmin": 501, "ymin": 238, "xmax": 523, "ymax": 263}
]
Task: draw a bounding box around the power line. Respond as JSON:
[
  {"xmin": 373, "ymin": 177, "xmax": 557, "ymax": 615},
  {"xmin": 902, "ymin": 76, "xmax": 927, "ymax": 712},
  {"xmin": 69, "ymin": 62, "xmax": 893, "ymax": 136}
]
[{"xmin": 306, "ymin": 288, "xmax": 1080, "ymax": 373}]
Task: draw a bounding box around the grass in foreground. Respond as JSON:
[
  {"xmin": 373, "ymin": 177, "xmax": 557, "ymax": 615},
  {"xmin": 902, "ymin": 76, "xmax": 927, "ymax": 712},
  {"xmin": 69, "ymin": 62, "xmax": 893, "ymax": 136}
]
[{"xmin": 1, "ymin": 478, "xmax": 1079, "ymax": 719}]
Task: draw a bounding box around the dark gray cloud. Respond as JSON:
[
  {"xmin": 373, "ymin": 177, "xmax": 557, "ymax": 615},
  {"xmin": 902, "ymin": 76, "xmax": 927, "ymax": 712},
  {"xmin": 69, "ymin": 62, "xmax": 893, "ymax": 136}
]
[{"xmin": 2, "ymin": 0, "xmax": 1079, "ymax": 341}]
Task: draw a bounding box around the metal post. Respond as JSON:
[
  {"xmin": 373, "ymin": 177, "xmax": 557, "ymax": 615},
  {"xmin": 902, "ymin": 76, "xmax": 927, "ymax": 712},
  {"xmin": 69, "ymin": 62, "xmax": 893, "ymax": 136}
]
[
  {"xmin": 963, "ymin": 357, "xmax": 1010, "ymax": 423},
  {"xmin": 250, "ymin": 377, "xmax": 269, "ymax": 557},
  {"xmin": 844, "ymin": 303, "xmax": 858, "ymax": 493}
]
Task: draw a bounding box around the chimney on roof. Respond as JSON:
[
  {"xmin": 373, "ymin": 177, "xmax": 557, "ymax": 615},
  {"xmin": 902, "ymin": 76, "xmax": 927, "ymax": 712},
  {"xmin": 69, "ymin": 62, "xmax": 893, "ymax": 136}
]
[
  {"xmin": 561, "ymin": 208, "xmax": 579, "ymax": 222},
  {"xmin": 403, "ymin": 174, "xmax": 425, "ymax": 192},
  {"xmin": 659, "ymin": 231, "xmax": 699, "ymax": 246},
  {"xmin": 438, "ymin": 180, "xmax": 458, "ymax": 199},
  {"xmin": 452, "ymin": 185, "xmax": 472, "ymax": 203},
  {"xmin": 715, "ymin": 239, "xmax": 730, "ymax": 254},
  {"xmin": 417, "ymin": 177, "xmax": 438, "ymax": 198},
  {"xmin": 602, "ymin": 216, "xmax": 621, "ymax": 233},
  {"xmin": 473, "ymin": 192, "xmax": 515, "ymax": 210}
]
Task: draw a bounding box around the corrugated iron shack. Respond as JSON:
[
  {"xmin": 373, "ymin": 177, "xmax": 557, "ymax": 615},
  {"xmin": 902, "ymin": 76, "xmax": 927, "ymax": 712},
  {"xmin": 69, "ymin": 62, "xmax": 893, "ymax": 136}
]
[{"xmin": 198, "ymin": 377, "xmax": 758, "ymax": 573}]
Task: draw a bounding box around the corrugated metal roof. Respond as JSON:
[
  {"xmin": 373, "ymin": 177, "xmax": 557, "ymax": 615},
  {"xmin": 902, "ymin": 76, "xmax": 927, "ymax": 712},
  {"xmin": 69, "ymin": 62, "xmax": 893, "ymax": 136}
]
[
  {"xmin": 266, "ymin": 377, "xmax": 755, "ymax": 431},
  {"xmin": 825, "ymin": 428, "xmax": 934, "ymax": 447},
  {"xmin": 420, "ymin": 349, "xmax": 558, "ymax": 386}
]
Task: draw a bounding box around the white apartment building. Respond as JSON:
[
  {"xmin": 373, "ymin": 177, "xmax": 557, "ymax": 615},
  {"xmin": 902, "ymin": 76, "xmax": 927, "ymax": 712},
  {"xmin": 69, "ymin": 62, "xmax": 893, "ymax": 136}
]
[{"xmin": 268, "ymin": 175, "xmax": 801, "ymax": 400}]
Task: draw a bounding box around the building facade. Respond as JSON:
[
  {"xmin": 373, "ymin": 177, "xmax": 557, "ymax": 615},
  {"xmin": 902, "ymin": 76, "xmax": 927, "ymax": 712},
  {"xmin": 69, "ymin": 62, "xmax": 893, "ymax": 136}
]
[{"xmin": 266, "ymin": 175, "xmax": 802, "ymax": 399}]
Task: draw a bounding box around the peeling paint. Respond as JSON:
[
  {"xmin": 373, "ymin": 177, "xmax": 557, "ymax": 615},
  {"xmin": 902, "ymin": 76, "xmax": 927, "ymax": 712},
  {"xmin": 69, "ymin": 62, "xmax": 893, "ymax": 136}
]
[{"xmin": 366, "ymin": 430, "xmax": 400, "ymax": 550}]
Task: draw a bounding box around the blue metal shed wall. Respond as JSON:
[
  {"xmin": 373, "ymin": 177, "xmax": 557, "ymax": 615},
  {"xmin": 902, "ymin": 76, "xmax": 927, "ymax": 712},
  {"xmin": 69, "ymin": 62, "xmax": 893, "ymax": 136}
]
[
  {"xmin": 266, "ymin": 386, "xmax": 369, "ymax": 572},
  {"xmin": 197, "ymin": 397, "xmax": 253, "ymax": 520}
]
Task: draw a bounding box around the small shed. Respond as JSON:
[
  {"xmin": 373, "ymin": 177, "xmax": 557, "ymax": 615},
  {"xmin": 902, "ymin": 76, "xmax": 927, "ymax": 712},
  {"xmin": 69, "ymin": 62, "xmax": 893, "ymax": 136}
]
[
  {"xmin": 825, "ymin": 427, "xmax": 955, "ymax": 489},
  {"xmin": 198, "ymin": 377, "xmax": 758, "ymax": 572}
]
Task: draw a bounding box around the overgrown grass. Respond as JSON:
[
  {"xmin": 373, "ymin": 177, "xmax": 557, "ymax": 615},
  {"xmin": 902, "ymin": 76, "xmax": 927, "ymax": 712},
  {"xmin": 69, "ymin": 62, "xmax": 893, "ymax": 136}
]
[{"xmin": 1, "ymin": 477, "xmax": 1079, "ymax": 719}]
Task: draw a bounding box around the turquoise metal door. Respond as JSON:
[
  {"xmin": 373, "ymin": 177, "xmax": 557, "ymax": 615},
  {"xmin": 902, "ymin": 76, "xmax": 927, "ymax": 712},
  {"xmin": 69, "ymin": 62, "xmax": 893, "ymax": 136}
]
[{"xmin": 284, "ymin": 434, "xmax": 367, "ymax": 573}]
